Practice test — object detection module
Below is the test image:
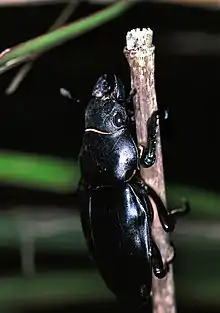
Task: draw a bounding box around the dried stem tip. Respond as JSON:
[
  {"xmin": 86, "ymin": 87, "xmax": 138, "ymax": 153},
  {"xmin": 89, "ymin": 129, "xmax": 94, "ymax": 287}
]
[
  {"xmin": 124, "ymin": 28, "xmax": 156, "ymax": 147},
  {"xmin": 126, "ymin": 28, "xmax": 154, "ymax": 54}
]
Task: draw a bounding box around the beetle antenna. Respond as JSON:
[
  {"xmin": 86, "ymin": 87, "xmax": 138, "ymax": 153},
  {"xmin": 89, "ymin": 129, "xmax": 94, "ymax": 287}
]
[
  {"xmin": 60, "ymin": 88, "xmax": 73, "ymax": 99},
  {"xmin": 60, "ymin": 88, "xmax": 80, "ymax": 103}
]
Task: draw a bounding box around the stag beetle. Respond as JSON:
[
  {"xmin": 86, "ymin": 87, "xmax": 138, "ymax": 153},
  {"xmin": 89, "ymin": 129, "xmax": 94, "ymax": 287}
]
[{"xmin": 78, "ymin": 74, "xmax": 188, "ymax": 307}]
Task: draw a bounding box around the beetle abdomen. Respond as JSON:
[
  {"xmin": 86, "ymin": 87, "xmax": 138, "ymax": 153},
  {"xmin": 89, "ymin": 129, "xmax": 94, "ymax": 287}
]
[{"xmin": 81, "ymin": 183, "xmax": 152, "ymax": 303}]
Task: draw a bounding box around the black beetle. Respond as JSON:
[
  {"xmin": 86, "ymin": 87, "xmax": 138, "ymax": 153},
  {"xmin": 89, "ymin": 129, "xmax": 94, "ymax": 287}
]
[{"xmin": 78, "ymin": 74, "xmax": 188, "ymax": 307}]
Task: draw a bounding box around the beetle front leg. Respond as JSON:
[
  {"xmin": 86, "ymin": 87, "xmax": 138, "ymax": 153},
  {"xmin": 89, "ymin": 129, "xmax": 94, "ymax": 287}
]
[
  {"xmin": 126, "ymin": 88, "xmax": 136, "ymax": 104},
  {"xmin": 126, "ymin": 88, "xmax": 136, "ymax": 122},
  {"xmin": 139, "ymin": 109, "xmax": 169, "ymax": 168},
  {"xmin": 140, "ymin": 110, "xmax": 159, "ymax": 168}
]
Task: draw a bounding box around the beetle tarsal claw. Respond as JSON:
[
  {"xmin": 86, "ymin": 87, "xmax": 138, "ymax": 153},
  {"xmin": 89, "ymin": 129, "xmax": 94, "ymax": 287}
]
[
  {"xmin": 138, "ymin": 145, "xmax": 144, "ymax": 158},
  {"xmin": 167, "ymin": 245, "xmax": 175, "ymax": 264}
]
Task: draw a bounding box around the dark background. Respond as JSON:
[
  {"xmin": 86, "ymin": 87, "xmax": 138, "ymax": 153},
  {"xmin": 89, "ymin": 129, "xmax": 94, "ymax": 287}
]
[{"xmin": 0, "ymin": 2, "xmax": 219, "ymax": 313}]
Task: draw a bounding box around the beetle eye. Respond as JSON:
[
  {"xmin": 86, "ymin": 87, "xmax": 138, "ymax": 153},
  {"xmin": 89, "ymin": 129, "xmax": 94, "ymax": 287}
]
[{"xmin": 113, "ymin": 112, "xmax": 124, "ymax": 127}]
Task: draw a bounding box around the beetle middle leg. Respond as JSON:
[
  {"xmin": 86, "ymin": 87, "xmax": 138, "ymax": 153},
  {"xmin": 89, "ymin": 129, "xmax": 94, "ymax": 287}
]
[
  {"xmin": 136, "ymin": 180, "xmax": 175, "ymax": 232},
  {"xmin": 169, "ymin": 198, "xmax": 190, "ymax": 218},
  {"xmin": 136, "ymin": 180, "xmax": 189, "ymax": 233}
]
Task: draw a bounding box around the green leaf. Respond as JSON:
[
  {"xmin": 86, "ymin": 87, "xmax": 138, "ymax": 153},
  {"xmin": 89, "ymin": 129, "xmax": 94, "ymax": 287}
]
[{"xmin": 0, "ymin": 150, "xmax": 80, "ymax": 192}]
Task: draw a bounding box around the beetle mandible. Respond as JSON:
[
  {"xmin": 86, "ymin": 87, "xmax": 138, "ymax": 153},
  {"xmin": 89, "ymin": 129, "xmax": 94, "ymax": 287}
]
[{"xmin": 78, "ymin": 74, "xmax": 188, "ymax": 307}]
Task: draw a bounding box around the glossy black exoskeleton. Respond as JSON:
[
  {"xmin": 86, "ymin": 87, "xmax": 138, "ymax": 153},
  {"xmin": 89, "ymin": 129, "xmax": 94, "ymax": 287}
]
[{"xmin": 78, "ymin": 74, "xmax": 188, "ymax": 307}]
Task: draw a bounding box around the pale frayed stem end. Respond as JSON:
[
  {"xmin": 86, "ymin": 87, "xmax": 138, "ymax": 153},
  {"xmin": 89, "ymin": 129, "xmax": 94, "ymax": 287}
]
[{"xmin": 126, "ymin": 28, "xmax": 153, "ymax": 51}]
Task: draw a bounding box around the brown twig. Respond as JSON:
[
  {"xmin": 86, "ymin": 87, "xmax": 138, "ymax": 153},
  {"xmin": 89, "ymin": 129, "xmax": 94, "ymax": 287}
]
[{"xmin": 124, "ymin": 28, "xmax": 175, "ymax": 313}]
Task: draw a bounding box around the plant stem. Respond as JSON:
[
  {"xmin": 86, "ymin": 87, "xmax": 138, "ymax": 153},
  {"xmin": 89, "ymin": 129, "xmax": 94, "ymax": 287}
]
[
  {"xmin": 6, "ymin": 1, "xmax": 79, "ymax": 94},
  {"xmin": 0, "ymin": 0, "xmax": 134, "ymax": 74},
  {"xmin": 124, "ymin": 28, "xmax": 176, "ymax": 313}
]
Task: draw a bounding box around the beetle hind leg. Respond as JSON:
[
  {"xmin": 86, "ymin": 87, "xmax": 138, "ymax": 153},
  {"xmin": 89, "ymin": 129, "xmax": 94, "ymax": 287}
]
[
  {"xmin": 151, "ymin": 240, "xmax": 168, "ymax": 279},
  {"xmin": 167, "ymin": 241, "xmax": 176, "ymax": 264}
]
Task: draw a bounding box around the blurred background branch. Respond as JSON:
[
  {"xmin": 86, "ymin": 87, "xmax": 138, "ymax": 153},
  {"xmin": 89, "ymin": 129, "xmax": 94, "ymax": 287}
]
[
  {"xmin": 6, "ymin": 1, "xmax": 79, "ymax": 94},
  {"xmin": 0, "ymin": 0, "xmax": 219, "ymax": 10},
  {"xmin": 0, "ymin": 149, "xmax": 218, "ymax": 220},
  {"xmin": 0, "ymin": 0, "xmax": 134, "ymax": 75}
]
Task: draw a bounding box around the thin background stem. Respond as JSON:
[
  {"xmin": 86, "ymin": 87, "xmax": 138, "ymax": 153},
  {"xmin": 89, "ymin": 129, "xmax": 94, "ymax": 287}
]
[
  {"xmin": 0, "ymin": 0, "xmax": 219, "ymax": 11},
  {"xmin": 0, "ymin": 0, "xmax": 134, "ymax": 75},
  {"xmin": 6, "ymin": 1, "xmax": 79, "ymax": 94}
]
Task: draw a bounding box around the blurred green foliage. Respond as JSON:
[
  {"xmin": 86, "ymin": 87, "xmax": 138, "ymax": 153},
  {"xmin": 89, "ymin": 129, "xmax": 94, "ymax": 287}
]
[
  {"xmin": 0, "ymin": 235, "xmax": 219, "ymax": 308},
  {"xmin": 0, "ymin": 150, "xmax": 219, "ymax": 219},
  {"xmin": 0, "ymin": 150, "xmax": 80, "ymax": 192},
  {"xmin": 0, "ymin": 150, "xmax": 218, "ymax": 310},
  {"xmin": 0, "ymin": 271, "xmax": 112, "ymax": 306}
]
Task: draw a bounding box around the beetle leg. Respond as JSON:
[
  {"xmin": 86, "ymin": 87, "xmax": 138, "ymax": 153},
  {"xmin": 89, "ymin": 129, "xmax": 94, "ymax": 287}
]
[
  {"xmin": 151, "ymin": 239, "xmax": 168, "ymax": 279},
  {"xmin": 137, "ymin": 181, "xmax": 176, "ymax": 233},
  {"xmin": 126, "ymin": 88, "xmax": 136, "ymax": 105},
  {"xmin": 137, "ymin": 181, "xmax": 190, "ymax": 233},
  {"xmin": 144, "ymin": 193, "xmax": 154, "ymax": 224},
  {"xmin": 126, "ymin": 88, "xmax": 136, "ymax": 122},
  {"xmin": 167, "ymin": 241, "xmax": 176, "ymax": 264},
  {"xmin": 78, "ymin": 179, "xmax": 96, "ymax": 258},
  {"xmin": 169, "ymin": 198, "xmax": 190, "ymax": 218},
  {"xmin": 139, "ymin": 109, "xmax": 170, "ymax": 168},
  {"xmin": 132, "ymin": 181, "xmax": 154, "ymax": 223},
  {"xmin": 140, "ymin": 110, "xmax": 159, "ymax": 168}
]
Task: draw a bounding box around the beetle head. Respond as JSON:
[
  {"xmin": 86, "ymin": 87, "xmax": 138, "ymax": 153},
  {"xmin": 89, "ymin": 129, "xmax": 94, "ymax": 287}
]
[
  {"xmin": 92, "ymin": 74, "xmax": 125, "ymax": 102},
  {"xmin": 85, "ymin": 74, "xmax": 128, "ymax": 134}
]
